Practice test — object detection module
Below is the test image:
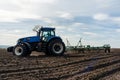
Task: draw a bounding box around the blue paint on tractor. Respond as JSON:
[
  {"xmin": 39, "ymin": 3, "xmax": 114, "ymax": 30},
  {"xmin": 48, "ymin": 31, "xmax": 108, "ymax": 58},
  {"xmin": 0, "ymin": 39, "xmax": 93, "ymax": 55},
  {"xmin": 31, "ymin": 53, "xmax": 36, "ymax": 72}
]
[
  {"xmin": 18, "ymin": 36, "xmax": 40, "ymax": 43},
  {"xmin": 47, "ymin": 36, "xmax": 61, "ymax": 42}
]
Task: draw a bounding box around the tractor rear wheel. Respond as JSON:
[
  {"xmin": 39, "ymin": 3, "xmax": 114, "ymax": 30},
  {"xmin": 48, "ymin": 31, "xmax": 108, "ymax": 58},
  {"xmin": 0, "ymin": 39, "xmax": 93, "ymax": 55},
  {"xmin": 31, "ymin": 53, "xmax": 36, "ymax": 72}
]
[
  {"xmin": 13, "ymin": 44, "xmax": 31, "ymax": 57},
  {"xmin": 48, "ymin": 39, "xmax": 65, "ymax": 56}
]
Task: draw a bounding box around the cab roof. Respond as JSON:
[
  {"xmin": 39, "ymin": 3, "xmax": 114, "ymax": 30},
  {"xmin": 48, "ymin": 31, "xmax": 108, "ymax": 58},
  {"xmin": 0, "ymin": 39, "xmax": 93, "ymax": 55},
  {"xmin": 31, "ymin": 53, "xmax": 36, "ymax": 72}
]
[{"xmin": 40, "ymin": 27, "xmax": 55, "ymax": 31}]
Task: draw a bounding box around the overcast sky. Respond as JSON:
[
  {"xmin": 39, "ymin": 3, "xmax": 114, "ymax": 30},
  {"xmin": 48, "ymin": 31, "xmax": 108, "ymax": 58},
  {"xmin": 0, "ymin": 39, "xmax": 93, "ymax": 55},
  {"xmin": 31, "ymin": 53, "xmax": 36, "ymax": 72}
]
[{"xmin": 0, "ymin": 0, "xmax": 120, "ymax": 48}]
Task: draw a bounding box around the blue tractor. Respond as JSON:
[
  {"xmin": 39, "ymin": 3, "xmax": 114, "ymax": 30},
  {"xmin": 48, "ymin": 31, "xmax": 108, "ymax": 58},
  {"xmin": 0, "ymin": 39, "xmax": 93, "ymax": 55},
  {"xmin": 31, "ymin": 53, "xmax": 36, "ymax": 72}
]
[{"xmin": 7, "ymin": 26, "xmax": 65, "ymax": 57}]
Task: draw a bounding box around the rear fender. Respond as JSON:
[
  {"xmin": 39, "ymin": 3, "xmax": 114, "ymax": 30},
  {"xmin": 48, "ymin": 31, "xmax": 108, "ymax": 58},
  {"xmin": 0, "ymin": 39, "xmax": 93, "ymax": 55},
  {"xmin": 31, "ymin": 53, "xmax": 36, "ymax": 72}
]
[
  {"xmin": 48, "ymin": 37, "xmax": 62, "ymax": 43},
  {"xmin": 47, "ymin": 37, "xmax": 63, "ymax": 46}
]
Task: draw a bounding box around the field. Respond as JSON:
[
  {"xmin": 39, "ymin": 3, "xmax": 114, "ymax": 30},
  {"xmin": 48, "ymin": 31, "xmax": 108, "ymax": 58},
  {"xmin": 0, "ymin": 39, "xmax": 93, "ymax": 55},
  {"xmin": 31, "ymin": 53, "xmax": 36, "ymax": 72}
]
[{"xmin": 0, "ymin": 49, "xmax": 120, "ymax": 80}]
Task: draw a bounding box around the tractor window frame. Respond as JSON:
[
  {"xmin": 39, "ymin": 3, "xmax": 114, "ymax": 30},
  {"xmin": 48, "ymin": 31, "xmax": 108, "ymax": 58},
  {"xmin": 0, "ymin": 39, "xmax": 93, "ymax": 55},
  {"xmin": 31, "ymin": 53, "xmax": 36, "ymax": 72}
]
[
  {"xmin": 41, "ymin": 30, "xmax": 55, "ymax": 37},
  {"xmin": 40, "ymin": 30, "xmax": 55, "ymax": 40}
]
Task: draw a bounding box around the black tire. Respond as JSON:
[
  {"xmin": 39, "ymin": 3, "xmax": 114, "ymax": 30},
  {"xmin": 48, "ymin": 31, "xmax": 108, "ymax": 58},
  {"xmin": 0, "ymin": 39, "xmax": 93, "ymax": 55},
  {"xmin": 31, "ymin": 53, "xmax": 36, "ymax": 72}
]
[
  {"xmin": 13, "ymin": 44, "xmax": 31, "ymax": 57},
  {"xmin": 47, "ymin": 39, "xmax": 65, "ymax": 56},
  {"xmin": 7, "ymin": 46, "xmax": 14, "ymax": 52},
  {"xmin": 24, "ymin": 42, "xmax": 32, "ymax": 56}
]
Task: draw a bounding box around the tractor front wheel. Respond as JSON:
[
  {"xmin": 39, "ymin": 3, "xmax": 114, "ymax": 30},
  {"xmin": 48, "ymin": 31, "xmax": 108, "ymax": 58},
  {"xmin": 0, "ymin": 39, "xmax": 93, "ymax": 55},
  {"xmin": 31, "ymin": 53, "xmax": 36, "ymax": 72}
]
[{"xmin": 13, "ymin": 44, "xmax": 31, "ymax": 57}]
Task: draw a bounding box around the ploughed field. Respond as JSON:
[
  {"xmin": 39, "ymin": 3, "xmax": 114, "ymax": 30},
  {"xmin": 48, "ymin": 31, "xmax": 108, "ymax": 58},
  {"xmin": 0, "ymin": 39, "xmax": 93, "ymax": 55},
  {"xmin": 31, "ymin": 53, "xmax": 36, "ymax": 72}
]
[{"xmin": 0, "ymin": 49, "xmax": 120, "ymax": 80}]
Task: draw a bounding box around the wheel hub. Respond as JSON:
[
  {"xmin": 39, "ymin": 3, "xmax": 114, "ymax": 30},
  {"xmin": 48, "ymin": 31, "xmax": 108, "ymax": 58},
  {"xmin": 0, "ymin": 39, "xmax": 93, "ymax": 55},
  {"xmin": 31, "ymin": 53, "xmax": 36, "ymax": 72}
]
[
  {"xmin": 15, "ymin": 46, "xmax": 23, "ymax": 56},
  {"xmin": 54, "ymin": 45, "xmax": 61, "ymax": 51}
]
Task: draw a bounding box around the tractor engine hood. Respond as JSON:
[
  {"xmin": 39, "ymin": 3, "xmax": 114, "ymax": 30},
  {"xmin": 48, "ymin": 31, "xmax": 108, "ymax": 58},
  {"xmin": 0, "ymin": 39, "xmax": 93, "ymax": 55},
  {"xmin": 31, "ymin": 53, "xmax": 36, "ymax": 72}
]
[{"xmin": 18, "ymin": 36, "xmax": 40, "ymax": 43}]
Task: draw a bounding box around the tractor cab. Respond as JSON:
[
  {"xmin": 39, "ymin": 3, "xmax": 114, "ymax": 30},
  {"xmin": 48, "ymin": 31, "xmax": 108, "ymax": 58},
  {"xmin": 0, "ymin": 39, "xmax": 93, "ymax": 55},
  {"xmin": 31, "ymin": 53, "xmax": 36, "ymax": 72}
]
[
  {"xmin": 33, "ymin": 26, "xmax": 55, "ymax": 42},
  {"xmin": 39, "ymin": 27, "xmax": 55, "ymax": 42}
]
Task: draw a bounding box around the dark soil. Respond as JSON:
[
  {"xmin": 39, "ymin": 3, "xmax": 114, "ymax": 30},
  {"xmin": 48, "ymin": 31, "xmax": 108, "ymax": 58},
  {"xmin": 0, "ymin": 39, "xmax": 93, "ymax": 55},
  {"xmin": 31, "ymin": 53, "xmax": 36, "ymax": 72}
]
[{"xmin": 0, "ymin": 48, "xmax": 119, "ymax": 80}]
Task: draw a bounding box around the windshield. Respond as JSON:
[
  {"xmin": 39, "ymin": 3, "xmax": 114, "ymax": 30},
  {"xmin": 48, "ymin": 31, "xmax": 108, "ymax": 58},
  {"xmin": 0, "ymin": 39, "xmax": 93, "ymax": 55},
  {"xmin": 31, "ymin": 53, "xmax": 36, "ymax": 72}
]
[
  {"xmin": 42, "ymin": 30, "xmax": 55, "ymax": 37},
  {"xmin": 40, "ymin": 30, "xmax": 55, "ymax": 41}
]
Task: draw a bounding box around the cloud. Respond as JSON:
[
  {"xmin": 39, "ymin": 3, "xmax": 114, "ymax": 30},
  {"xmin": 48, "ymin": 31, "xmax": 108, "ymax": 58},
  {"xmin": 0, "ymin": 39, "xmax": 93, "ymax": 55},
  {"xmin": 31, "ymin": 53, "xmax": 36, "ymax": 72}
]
[
  {"xmin": 56, "ymin": 11, "xmax": 73, "ymax": 20},
  {"xmin": 116, "ymin": 29, "xmax": 120, "ymax": 32},
  {"xmin": 83, "ymin": 32, "xmax": 97, "ymax": 37},
  {"xmin": 72, "ymin": 22, "xmax": 89, "ymax": 29},
  {"xmin": 93, "ymin": 13, "xmax": 120, "ymax": 26},
  {"xmin": 112, "ymin": 17, "xmax": 120, "ymax": 25},
  {"xmin": 31, "ymin": 0, "xmax": 57, "ymax": 4},
  {"xmin": 72, "ymin": 22, "xmax": 84, "ymax": 26},
  {"xmin": 0, "ymin": 28, "xmax": 35, "ymax": 45},
  {"xmin": 0, "ymin": 9, "xmax": 41, "ymax": 22},
  {"xmin": 40, "ymin": 17, "xmax": 56, "ymax": 24},
  {"xmin": 93, "ymin": 13, "xmax": 109, "ymax": 21},
  {"xmin": 0, "ymin": 0, "xmax": 58, "ymax": 22},
  {"xmin": 55, "ymin": 25, "xmax": 66, "ymax": 29}
]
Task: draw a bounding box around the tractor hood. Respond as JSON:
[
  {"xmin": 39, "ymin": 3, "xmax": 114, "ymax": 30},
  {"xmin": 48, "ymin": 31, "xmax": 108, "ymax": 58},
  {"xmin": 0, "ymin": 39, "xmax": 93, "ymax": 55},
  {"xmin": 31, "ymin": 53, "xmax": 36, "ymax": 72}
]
[{"xmin": 18, "ymin": 36, "xmax": 40, "ymax": 43}]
